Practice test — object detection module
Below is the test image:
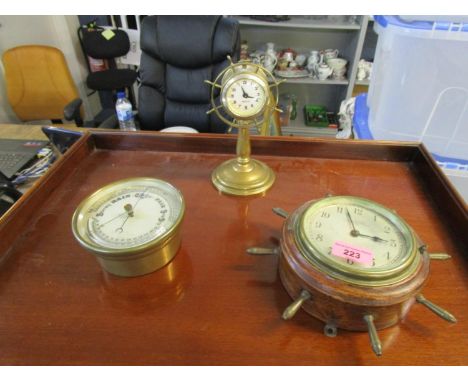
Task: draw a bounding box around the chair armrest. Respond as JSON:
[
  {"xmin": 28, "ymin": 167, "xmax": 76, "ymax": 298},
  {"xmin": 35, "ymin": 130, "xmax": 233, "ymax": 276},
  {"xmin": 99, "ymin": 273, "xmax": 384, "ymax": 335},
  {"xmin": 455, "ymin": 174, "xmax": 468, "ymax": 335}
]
[
  {"xmin": 63, "ymin": 98, "xmax": 83, "ymax": 127},
  {"xmin": 98, "ymin": 113, "xmax": 119, "ymax": 129}
]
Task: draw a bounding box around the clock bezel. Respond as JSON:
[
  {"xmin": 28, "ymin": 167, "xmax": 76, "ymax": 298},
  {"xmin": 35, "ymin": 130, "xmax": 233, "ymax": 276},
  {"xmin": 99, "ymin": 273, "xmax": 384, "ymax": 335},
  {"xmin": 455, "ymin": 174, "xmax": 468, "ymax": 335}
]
[
  {"xmin": 294, "ymin": 196, "xmax": 419, "ymax": 287},
  {"xmin": 220, "ymin": 72, "xmax": 269, "ymax": 121}
]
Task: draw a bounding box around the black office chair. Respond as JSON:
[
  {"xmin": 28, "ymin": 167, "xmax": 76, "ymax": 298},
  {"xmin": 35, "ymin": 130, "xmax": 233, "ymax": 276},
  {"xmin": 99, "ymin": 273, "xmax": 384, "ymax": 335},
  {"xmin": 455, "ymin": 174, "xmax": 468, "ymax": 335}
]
[
  {"xmin": 138, "ymin": 16, "xmax": 240, "ymax": 133},
  {"xmin": 64, "ymin": 26, "xmax": 138, "ymax": 127}
]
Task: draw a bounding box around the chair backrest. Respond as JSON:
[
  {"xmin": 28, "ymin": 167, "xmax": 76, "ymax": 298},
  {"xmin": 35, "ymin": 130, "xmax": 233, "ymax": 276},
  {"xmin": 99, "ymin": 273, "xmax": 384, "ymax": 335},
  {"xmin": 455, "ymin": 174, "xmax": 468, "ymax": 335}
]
[
  {"xmin": 80, "ymin": 28, "xmax": 130, "ymax": 59},
  {"xmin": 138, "ymin": 16, "xmax": 240, "ymax": 133},
  {"xmin": 2, "ymin": 45, "xmax": 80, "ymax": 122}
]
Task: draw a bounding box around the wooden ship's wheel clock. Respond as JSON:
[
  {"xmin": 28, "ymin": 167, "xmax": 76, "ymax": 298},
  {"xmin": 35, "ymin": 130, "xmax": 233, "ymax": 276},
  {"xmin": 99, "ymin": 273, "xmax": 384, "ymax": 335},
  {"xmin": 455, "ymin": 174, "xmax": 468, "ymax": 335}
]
[{"xmin": 248, "ymin": 195, "xmax": 457, "ymax": 356}]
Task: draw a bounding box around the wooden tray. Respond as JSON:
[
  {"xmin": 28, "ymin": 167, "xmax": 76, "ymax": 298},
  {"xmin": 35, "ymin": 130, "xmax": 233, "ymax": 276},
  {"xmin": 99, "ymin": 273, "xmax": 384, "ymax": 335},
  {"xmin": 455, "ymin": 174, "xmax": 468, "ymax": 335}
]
[{"xmin": 0, "ymin": 131, "xmax": 466, "ymax": 365}]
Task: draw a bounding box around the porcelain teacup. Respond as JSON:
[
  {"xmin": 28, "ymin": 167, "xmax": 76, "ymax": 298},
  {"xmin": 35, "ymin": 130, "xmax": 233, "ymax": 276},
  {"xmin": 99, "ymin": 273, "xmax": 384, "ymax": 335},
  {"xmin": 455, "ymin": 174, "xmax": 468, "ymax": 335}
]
[
  {"xmin": 327, "ymin": 58, "xmax": 347, "ymax": 71},
  {"xmin": 323, "ymin": 49, "xmax": 339, "ymax": 61}
]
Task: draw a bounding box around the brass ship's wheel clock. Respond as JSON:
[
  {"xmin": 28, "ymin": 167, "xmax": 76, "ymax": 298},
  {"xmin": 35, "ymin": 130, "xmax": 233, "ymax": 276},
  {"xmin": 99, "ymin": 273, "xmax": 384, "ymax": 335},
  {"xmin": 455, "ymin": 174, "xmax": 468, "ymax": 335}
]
[
  {"xmin": 205, "ymin": 57, "xmax": 283, "ymax": 196},
  {"xmin": 248, "ymin": 195, "xmax": 457, "ymax": 356}
]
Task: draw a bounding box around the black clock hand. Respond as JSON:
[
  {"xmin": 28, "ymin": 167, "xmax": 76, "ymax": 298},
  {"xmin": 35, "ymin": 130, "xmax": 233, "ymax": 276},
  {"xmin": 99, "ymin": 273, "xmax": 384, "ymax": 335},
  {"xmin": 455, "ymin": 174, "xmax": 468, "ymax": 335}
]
[
  {"xmin": 345, "ymin": 208, "xmax": 358, "ymax": 235},
  {"xmin": 241, "ymin": 86, "xmax": 254, "ymax": 99},
  {"xmin": 356, "ymin": 233, "xmax": 388, "ymax": 243}
]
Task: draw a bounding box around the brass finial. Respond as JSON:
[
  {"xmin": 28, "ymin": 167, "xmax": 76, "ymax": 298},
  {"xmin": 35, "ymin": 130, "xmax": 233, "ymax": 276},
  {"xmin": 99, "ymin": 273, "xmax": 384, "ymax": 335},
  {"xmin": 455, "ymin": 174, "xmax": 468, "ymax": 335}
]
[
  {"xmin": 416, "ymin": 294, "xmax": 457, "ymax": 323},
  {"xmin": 282, "ymin": 290, "xmax": 311, "ymax": 320},
  {"xmin": 363, "ymin": 314, "xmax": 382, "ymax": 356}
]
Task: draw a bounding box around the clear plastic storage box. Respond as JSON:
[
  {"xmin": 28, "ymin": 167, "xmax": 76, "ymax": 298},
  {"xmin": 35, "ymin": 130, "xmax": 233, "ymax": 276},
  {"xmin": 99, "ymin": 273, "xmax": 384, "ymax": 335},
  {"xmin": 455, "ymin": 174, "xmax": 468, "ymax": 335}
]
[
  {"xmin": 367, "ymin": 15, "xmax": 468, "ymax": 163},
  {"xmin": 354, "ymin": 93, "xmax": 468, "ymax": 203}
]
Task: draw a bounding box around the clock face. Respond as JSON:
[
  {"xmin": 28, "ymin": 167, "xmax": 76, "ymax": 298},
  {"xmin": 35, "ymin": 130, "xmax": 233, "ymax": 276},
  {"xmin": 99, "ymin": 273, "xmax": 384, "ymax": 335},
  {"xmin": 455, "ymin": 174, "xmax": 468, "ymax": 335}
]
[
  {"xmin": 223, "ymin": 75, "xmax": 267, "ymax": 119},
  {"xmin": 72, "ymin": 178, "xmax": 184, "ymax": 253},
  {"xmin": 296, "ymin": 196, "xmax": 417, "ymax": 285}
]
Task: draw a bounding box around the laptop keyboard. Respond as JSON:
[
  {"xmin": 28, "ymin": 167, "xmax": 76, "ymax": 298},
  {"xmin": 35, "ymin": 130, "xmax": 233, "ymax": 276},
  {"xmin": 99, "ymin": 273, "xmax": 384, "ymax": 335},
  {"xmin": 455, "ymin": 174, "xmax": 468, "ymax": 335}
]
[{"xmin": 0, "ymin": 153, "xmax": 27, "ymax": 173}]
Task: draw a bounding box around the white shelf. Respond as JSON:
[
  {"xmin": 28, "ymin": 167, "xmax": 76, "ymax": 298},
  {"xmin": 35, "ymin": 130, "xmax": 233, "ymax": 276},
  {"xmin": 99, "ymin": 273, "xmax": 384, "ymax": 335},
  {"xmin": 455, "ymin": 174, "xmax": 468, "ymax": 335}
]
[
  {"xmin": 234, "ymin": 16, "xmax": 361, "ymax": 31},
  {"xmin": 282, "ymin": 126, "xmax": 338, "ymax": 138},
  {"xmin": 355, "ymin": 79, "xmax": 370, "ymax": 86},
  {"xmin": 276, "ymin": 76, "xmax": 349, "ymax": 86},
  {"xmin": 282, "ymin": 116, "xmax": 338, "ymax": 138}
]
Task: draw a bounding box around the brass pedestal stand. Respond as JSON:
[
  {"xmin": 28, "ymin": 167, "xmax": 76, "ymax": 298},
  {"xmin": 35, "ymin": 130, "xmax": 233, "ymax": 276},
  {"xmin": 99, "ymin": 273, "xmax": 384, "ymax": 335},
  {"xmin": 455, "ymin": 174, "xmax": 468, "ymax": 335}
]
[{"xmin": 212, "ymin": 126, "xmax": 275, "ymax": 196}]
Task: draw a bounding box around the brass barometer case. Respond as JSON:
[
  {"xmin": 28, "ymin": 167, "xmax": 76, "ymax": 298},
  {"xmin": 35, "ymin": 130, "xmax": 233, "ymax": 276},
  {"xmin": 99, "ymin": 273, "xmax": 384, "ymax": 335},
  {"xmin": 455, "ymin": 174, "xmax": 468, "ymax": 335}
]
[
  {"xmin": 248, "ymin": 195, "xmax": 457, "ymax": 356},
  {"xmin": 72, "ymin": 177, "xmax": 185, "ymax": 277}
]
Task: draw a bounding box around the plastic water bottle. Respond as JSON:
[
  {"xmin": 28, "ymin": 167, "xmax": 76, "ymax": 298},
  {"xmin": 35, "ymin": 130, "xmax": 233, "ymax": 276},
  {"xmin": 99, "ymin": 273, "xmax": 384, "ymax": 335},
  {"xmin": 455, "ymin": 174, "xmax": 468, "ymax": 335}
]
[{"xmin": 115, "ymin": 91, "xmax": 137, "ymax": 131}]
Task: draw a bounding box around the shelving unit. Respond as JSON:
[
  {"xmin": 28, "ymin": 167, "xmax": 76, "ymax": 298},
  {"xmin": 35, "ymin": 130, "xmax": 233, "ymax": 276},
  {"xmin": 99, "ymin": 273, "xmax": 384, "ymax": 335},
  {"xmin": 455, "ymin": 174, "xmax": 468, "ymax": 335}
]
[
  {"xmin": 353, "ymin": 18, "xmax": 378, "ymax": 92},
  {"xmin": 230, "ymin": 15, "xmax": 370, "ymax": 137},
  {"xmin": 275, "ymin": 77, "xmax": 349, "ymax": 86},
  {"xmin": 235, "ymin": 15, "xmax": 361, "ymax": 30}
]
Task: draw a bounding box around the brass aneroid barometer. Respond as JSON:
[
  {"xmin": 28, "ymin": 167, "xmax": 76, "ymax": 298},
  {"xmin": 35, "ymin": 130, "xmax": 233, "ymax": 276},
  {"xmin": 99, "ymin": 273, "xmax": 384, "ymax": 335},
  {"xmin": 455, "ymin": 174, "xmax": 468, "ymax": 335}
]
[
  {"xmin": 248, "ymin": 195, "xmax": 457, "ymax": 356},
  {"xmin": 205, "ymin": 57, "xmax": 283, "ymax": 196},
  {"xmin": 72, "ymin": 177, "xmax": 185, "ymax": 277}
]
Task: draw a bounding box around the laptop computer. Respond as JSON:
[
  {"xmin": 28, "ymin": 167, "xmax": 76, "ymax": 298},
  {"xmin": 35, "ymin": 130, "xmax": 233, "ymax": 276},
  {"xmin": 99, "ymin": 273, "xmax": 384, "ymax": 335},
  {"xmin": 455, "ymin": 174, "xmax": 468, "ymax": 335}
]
[{"xmin": 0, "ymin": 139, "xmax": 48, "ymax": 180}]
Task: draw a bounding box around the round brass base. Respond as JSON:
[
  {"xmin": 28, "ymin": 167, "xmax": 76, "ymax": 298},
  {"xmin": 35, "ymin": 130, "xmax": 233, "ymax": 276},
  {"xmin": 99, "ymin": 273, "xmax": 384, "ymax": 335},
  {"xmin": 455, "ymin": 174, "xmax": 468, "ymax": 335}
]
[{"xmin": 212, "ymin": 158, "xmax": 275, "ymax": 196}]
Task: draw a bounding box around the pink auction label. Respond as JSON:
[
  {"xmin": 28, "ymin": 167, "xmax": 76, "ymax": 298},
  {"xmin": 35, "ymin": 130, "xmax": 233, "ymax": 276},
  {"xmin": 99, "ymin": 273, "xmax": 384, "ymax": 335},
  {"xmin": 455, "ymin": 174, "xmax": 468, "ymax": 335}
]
[{"xmin": 331, "ymin": 241, "xmax": 374, "ymax": 265}]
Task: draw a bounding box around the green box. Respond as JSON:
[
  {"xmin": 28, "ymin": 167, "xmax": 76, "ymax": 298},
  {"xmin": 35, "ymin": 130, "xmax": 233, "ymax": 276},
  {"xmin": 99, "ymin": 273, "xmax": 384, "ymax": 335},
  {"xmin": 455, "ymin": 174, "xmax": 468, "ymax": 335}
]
[{"xmin": 304, "ymin": 105, "xmax": 329, "ymax": 128}]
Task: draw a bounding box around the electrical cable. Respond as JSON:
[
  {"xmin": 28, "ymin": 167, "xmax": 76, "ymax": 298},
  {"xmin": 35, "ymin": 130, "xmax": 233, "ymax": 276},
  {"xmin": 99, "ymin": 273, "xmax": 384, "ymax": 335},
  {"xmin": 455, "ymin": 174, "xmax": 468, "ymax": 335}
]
[{"xmin": 12, "ymin": 147, "xmax": 56, "ymax": 186}]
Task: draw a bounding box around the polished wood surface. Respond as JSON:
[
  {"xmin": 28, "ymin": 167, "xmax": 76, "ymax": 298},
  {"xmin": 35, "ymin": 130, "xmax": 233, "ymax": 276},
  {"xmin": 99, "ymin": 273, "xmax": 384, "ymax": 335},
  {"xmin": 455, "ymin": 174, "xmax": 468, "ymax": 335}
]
[{"xmin": 0, "ymin": 131, "xmax": 467, "ymax": 365}]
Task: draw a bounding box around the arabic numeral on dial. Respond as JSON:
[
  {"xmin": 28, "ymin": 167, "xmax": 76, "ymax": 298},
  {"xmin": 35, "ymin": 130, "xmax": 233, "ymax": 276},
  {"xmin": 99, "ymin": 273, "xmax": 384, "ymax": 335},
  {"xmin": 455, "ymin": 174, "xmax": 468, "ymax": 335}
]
[
  {"xmin": 389, "ymin": 240, "xmax": 397, "ymax": 248},
  {"xmin": 315, "ymin": 233, "xmax": 323, "ymax": 242},
  {"xmin": 337, "ymin": 206, "xmax": 343, "ymax": 213},
  {"xmin": 315, "ymin": 221, "xmax": 322, "ymax": 228},
  {"xmin": 387, "ymin": 251, "xmax": 390, "ymax": 260},
  {"xmin": 354, "ymin": 208, "xmax": 363, "ymax": 215},
  {"xmin": 321, "ymin": 211, "xmax": 330, "ymax": 218},
  {"xmin": 372, "ymin": 258, "xmax": 376, "ymax": 267},
  {"xmin": 327, "ymin": 247, "xmax": 332, "ymax": 255},
  {"xmin": 384, "ymin": 226, "xmax": 391, "ymax": 233}
]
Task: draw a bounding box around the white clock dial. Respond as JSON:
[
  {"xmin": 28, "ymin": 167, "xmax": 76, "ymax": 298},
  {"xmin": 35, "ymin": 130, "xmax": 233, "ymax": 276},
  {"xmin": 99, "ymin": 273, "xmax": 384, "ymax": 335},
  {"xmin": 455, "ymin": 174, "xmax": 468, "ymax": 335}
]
[
  {"xmin": 302, "ymin": 203, "xmax": 407, "ymax": 271},
  {"xmin": 224, "ymin": 77, "xmax": 267, "ymax": 118}
]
